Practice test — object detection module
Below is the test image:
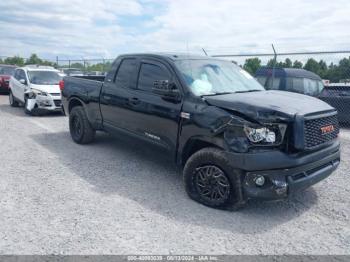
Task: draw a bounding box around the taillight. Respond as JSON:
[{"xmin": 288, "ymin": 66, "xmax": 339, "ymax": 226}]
[{"xmin": 59, "ymin": 80, "xmax": 64, "ymax": 91}]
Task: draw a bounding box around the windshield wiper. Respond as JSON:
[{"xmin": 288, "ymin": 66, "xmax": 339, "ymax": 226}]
[
  {"xmin": 202, "ymin": 92, "xmax": 234, "ymax": 97},
  {"xmin": 235, "ymin": 89, "xmax": 263, "ymax": 93}
]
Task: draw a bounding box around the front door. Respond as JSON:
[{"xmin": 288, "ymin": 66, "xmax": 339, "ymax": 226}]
[
  {"xmin": 128, "ymin": 59, "xmax": 183, "ymax": 152},
  {"xmin": 12, "ymin": 69, "xmax": 28, "ymax": 102}
]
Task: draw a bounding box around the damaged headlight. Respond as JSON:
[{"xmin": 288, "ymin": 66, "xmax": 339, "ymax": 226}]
[
  {"xmin": 244, "ymin": 124, "xmax": 286, "ymax": 145},
  {"xmin": 31, "ymin": 89, "xmax": 48, "ymax": 97},
  {"xmin": 27, "ymin": 89, "xmax": 48, "ymax": 99}
]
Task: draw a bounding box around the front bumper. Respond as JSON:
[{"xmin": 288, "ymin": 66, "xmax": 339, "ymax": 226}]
[
  {"xmin": 225, "ymin": 141, "xmax": 340, "ymax": 200},
  {"xmin": 26, "ymin": 94, "xmax": 63, "ymax": 113}
]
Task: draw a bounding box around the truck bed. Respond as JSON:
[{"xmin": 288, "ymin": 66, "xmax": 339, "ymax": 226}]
[
  {"xmin": 70, "ymin": 75, "xmax": 105, "ymax": 82},
  {"xmin": 62, "ymin": 76, "xmax": 105, "ymax": 128}
]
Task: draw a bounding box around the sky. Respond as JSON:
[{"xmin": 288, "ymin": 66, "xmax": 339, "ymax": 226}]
[{"xmin": 0, "ymin": 0, "xmax": 349, "ymax": 61}]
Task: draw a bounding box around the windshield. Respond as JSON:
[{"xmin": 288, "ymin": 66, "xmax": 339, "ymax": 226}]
[
  {"xmin": 28, "ymin": 71, "xmax": 61, "ymax": 85},
  {"xmin": 0, "ymin": 66, "xmax": 15, "ymax": 76},
  {"xmin": 175, "ymin": 59, "xmax": 265, "ymax": 96}
]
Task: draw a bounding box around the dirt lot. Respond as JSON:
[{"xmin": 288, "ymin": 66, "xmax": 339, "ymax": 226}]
[{"xmin": 0, "ymin": 94, "xmax": 349, "ymax": 255}]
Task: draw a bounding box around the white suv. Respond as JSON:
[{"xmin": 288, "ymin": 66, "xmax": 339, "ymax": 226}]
[{"xmin": 9, "ymin": 65, "xmax": 63, "ymax": 115}]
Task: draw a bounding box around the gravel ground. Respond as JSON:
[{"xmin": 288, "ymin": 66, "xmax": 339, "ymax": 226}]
[{"xmin": 0, "ymin": 94, "xmax": 349, "ymax": 255}]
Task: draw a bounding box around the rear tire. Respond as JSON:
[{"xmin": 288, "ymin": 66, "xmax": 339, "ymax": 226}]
[
  {"xmin": 69, "ymin": 106, "xmax": 96, "ymax": 144},
  {"xmin": 183, "ymin": 147, "xmax": 246, "ymax": 210},
  {"xmin": 9, "ymin": 91, "xmax": 19, "ymax": 107}
]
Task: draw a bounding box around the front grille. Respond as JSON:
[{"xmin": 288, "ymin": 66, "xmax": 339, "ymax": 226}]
[
  {"xmin": 304, "ymin": 114, "xmax": 339, "ymax": 149},
  {"xmin": 53, "ymin": 100, "xmax": 62, "ymax": 107}
]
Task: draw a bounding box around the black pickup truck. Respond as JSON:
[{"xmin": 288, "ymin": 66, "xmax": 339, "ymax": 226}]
[{"xmin": 61, "ymin": 53, "xmax": 340, "ymax": 210}]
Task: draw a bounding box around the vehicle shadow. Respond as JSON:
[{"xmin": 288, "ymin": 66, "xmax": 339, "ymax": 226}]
[{"xmin": 30, "ymin": 130, "xmax": 318, "ymax": 234}]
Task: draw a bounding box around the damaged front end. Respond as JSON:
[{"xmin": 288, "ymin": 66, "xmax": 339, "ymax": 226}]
[
  {"xmin": 200, "ymin": 105, "xmax": 289, "ymax": 154},
  {"xmin": 189, "ymin": 105, "xmax": 293, "ymax": 200},
  {"xmin": 25, "ymin": 89, "xmax": 60, "ymax": 115}
]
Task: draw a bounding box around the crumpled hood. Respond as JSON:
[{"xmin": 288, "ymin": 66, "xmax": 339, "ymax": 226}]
[
  {"xmin": 30, "ymin": 84, "xmax": 60, "ymax": 94},
  {"xmin": 204, "ymin": 90, "xmax": 335, "ymax": 122}
]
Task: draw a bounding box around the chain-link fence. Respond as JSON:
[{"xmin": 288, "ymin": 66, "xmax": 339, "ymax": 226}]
[
  {"xmin": 212, "ymin": 48, "xmax": 350, "ymax": 126},
  {"xmin": 1, "ymin": 49, "xmax": 350, "ymax": 125},
  {"xmin": 0, "ymin": 55, "xmax": 114, "ymax": 75},
  {"xmin": 55, "ymin": 58, "xmax": 114, "ymax": 75}
]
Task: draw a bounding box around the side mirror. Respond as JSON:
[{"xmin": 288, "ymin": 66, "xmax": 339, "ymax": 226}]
[
  {"xmin": 152, "ymin": 80, "xmax": 180, "ymax": 100},
  {"xmin": 19, "ymin": 79, "xmax": 27, "ymax": 85}
]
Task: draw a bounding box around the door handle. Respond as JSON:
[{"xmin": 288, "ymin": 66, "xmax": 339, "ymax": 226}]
[{"xmin": 129, "ymin": 97, "xmax": 140, "ymax": 105}]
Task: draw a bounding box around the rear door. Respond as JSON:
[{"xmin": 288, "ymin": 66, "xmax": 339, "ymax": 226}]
[
  {"xmin": 100, "ymin": 57, "xmax": 139, "ymax": 131},
  {"xmin": 127, "ymin": 59, "xmax": 183, "ymax": 152}
]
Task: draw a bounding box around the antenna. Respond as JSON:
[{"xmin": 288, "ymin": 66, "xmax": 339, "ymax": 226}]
[{"xmin": 202, "ymin": 48, "xmax": 208, "ymax": 56}]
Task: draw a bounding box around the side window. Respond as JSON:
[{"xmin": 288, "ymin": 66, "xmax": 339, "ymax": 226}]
[
  {"xmin": 16, "ymin": 70, "xmax": 25, "ymax": 81},
  {"xmin": 266, "ymin": 77, "xmax": 281, "ymax": 90},
  {"xmin": 105, "ymin": 60, "xmax": 119, "ymax": 82},
  {"xmin": 137, "ymin": 63, "xmax": 170, "ymax": 93},
  {"xmin": 14, "ymin": 69, "xmax": 20, "ymax": 80},
  {"xmin": 115, "ymin": 58, "xmax": 137, "ymax": 89},
  {"xmin": 287, "ymin": 77, "xmax": 304, "ymax": 94},
  {"xmin": 256, "ymin": 76, "xmax": 267, "ymax": 87}
]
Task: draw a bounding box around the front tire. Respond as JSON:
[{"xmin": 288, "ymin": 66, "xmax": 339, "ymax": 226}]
[
  {"xmin": 183, "ymin": 147, "xmax": 246, "ymax": 210},
  {"xmin": 69, "ymin": 106, "xmax": 96, "ymax": 144},
  {"xmin": 9, "ymin": 91, "xmax": 19, "ymax": 107}
]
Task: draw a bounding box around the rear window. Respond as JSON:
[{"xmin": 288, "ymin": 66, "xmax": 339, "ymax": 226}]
[{"xmin": 27, "ymin": 71, "xmax": 61, "ymax": 85}]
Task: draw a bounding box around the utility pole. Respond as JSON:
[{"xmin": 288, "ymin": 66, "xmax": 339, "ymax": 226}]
[{"xmin": 271, "ymin": 44, "xmax": 277, "ymax": 89}]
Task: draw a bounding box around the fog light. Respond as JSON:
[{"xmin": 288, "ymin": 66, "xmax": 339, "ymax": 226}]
[{"xmin": 254, "ymin": 175, "xmax": 265, "ymax": 186}]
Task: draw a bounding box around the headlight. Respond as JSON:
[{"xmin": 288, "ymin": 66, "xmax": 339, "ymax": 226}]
[
  {"xmin": 244, "ymin": 124, "xmax": 287, "ymax": 145},
  {"xmin": 31, "ymin": 89, "xmax": 48, "ymax": 97},
  {"xmin": 244, "ymin": 126, "xmax": 276, "ymax": 143}
]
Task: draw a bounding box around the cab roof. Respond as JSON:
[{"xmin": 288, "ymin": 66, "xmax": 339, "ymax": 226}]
[
  {"xmin": 119, "ymin": 53, "xmax": 221, "ymax": 61},
  {"xmin": 255, "ymin": 67, "xmax": 322, "ymax": 80}
]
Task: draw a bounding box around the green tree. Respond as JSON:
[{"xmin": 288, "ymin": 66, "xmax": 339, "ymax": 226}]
[
  {"xmin": 26, "ymin": 54, "xmax": 42, "ymax": 65},
  {"xmin": 25, "ymin": 53, "xmax": 55, "ymax": 67},
  {"xmin": 283, "ymin": 58, "xmax": 292, "ymax": 68},
  {"xmin": 317, "ymin": 60, "xmax": 328, "ymax": 78},
  {"xmin": 266, "ymin": 58, "xmax": 276, "ymax": 67},
  {"xmin": 243, "ymin": 57, "xmax": 261, "ymax": 75},
  {"xmin": 303, "ymin": 58, "xmax": 321, "ymax": 74},
  {"xmin": 336, "ymin": 57, "xmax": 350, "ymax": 81},
  {"xmin": 293, "ymin": 60, "xmax": 303, "ymax": 68},
  {"xmin": 70, "ymin": 62, "xmax": 84, "ymax": 69},
  {"xmin": 4, "ymin": 56, "xmax": 25, "ymax": 66}
]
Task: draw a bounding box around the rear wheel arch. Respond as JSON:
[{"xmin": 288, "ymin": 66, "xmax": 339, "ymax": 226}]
[{"xmin": 68, "ymin": 98, "xmax": 84, "ymax": 113}]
